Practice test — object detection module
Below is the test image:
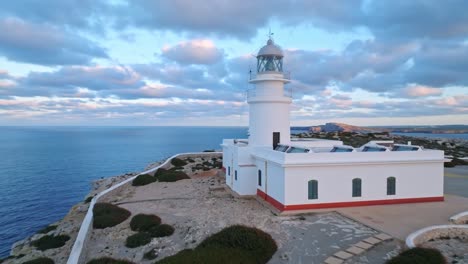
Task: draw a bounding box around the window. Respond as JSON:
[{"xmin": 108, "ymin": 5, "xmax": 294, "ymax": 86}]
[
  {"xmin": 228, "ymin": 166, "xmax": 231, "ymax": 176},
  {"xmin": 235, "ymin": 170, "xmax": 237, "ymax": 181},
  {"xmin": 387, "ymin": 177, "xmax": 396, "ymax": 195},
  {"xmin": 286, "ymin": 147, "xmax": 310, "ymax": 153},
  {"xmin": 258, "ymin": 170, "xmax": 262, "ymax": 186},
  {"xmin": 308, "ymin": 180, "xmax": 318, "ymax": 199},
  {"xmin": 352, "ymin": 178, "xmax": 362, "ymax": 197},
  {"xmin": 391, "ymin": 145, "xmax": 420, "ymax": 151},
  {"xmin": 275, "ymin": 144, "xmax": 289, "ymax": 152},
  {"xmin": 362, "ymin": 146, "xmax": 386, "ymax": 152},
  {"xmin": 331, "ymin": 147, "xmax": 353, "ymax": 152}
]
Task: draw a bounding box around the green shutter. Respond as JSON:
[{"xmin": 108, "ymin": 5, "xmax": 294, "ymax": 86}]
[
  {"xmin": 308, "ymin": 180, "xmax": 318, "ymax": 199},
  {"xmin": 352, "ymin": 178, "xmax": 362, "ymax": 197},
  {"xmin": 387, "ymin": 177, "xmax": 396, "ymax": 195}
]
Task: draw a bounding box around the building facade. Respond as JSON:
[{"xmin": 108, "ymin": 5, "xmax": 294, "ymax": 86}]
[{"xmin": 221, "ymin": 39, "xmax": 444, "ymax": 212}]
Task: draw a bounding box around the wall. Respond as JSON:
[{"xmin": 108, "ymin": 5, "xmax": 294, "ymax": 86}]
[
  {"xmin": 255, "ymin": 159, "xmax": 285, "ymax": 204},
  {"xmin": 283, "ymin": 161, "xmax": 443, "ymax": 207}
]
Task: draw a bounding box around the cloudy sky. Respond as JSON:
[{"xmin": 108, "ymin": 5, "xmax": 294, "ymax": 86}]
[{"xmin": 0, "ymin": 0, "xmax": 467, "ymax": 126}]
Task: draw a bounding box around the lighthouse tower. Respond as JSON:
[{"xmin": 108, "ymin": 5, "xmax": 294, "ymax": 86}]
[{"xmin": 248, "ymin": 38, "xmax": 291, "ymax": 148}]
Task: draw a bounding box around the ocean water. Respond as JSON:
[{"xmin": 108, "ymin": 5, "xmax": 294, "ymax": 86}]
[
  {"xmin": 392, "ymin": 132, "xmax": 468, "ymax": 140},
  {"xmin": 0, "ymin": 126, "xmax": 247, "ymax": 258}
]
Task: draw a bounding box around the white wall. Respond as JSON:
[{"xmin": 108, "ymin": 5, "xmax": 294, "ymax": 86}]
[{"xmin": 284, "ymin": 161, "xmax": 444, "ymax": 206}]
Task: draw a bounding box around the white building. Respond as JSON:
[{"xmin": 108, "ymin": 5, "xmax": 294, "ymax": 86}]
[{"xmin": 221, "ymin": 39, "xmax": 444, "ymax": 212}]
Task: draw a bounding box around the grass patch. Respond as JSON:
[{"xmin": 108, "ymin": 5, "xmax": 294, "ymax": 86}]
[
  {"xmin": 155, "ymin": 170, "xmax": 190, "ymax": 182},
  {"xmin": 171, "ymin": 158, "xmax": 187, "ymax": 167},
  {"xmin": 23, "ymin": 257, "xmax": 55, "ymax": 264},
  {"xmin": 149, "ymin": 224, "xmax": 174, "ymax": 238},
  {"xmin": 125, "ymin": 232, "xmax": 152, "ymax": 248},
  {"xmin": 386, "ymin": 247, "xmax": 446, "ymax": 264},
  {"xmin": 87, "ymin": 257, "xmax": 135, "ymax": 264},
  {"xmin": 93, "ymin": 203, "xmax": 131, "ymax": 229},
  {"xmin": 132, "ymin": 174, "xmax": 157, "ymax": 186},
  {"xmin": 31, "ymin": 235, "xmax": 70, "ymax": 251},
  {"xmin": 156, "ymin": 225, "xmax": 277, "ymax": 264},
  {"xmin": 37, "ymin": 225, "xmax": 57, "ymax": 234},
  {"xmin": 130, "ymin": 214, "xmax": 161, "ymax": 232}
]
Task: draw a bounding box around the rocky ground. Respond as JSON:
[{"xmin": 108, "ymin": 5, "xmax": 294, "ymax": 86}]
[
  {"xmin": 421, "ymin": 237, "xmax": 468, "ymax": 264},
  {"xmin": 1, "ymin": 173, "xmax": 137, "ymax": 264},
  {"xmin": 82, "ymin": 155, "xmax": 379, "ymax": 264}
]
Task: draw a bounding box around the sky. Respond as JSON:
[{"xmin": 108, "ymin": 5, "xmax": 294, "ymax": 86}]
[{"xmin": 0, "ymin": 0, "xmax": 467, "ymax": 126}]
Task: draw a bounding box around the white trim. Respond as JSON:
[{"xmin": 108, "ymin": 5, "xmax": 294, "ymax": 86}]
[
  {"xmin": 405, "ymin": 225, "xmax": 468, "ymax": 248},
  {"xmin": 450, "ymin": 211, "xmax": 468, "ymax": 223},
  {"xmin": 67, "ymin": 152, "xmax": 221, "ymax": 264}
]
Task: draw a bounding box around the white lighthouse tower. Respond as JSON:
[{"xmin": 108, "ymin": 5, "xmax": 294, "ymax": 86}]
[{"xmin": 248, "ymin": 38, "xmax": 292, "ymax": 148}]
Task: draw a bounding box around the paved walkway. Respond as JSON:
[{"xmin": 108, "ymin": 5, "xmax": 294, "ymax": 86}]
[
  {"xmin": 445, "ymin": 165, "xmax": 468, "ymax": 198},
  {"xmin": 337, "ymin": 194, "xmax": 468, "ymax": 240}
]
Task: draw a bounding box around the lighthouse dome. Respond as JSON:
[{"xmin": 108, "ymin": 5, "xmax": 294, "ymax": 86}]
[{"xmin": 257, "ymin": 39, "xmax": 283, "ymax": 57}]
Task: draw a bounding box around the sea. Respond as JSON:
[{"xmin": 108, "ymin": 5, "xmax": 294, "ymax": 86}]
[
  {"xmin": 0, "ymin": 127, "xmax": 467, "ymax": 258},
  {"xmin": 0, "ymin": 126, "xmax": 247, "ymax": 258}
]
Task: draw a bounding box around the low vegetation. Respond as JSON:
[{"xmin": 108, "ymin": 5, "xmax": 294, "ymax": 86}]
[
  {"xmin": 23, "ymin": 257, "xmax": 55, "ymax": 264},
  {"xmin": 386, "ymin": 247, "xmax": 446, "ymax": 264},
  {"xmin": 125, "ymin": 232, "xmax": 152, "ymax": 248},
  {"xmin": 170, "ymin": 158, "xmax": 187, "ymax": 167},
  {"xmin": 84, "ymin": 196, "xmax": 94, "ymax": 203},
  {"xmin": 37, "ymin": 225, "xmax": 57, "ymax": 234},
  {"xmin": 143, "ymin": 249, "xmax": 158, "ymax": 260},
  {"xmin": 155, "ymin": 169, "xmax": 189, "ymax": 182},
  {"xmin": 125, "ymin": 214, "xmax": 174, "ymax": 248},
  {"xmin": 132, "ymin": 174, "xmax": 157, "ymax": 186},
  {"xmin": 93, "ymin": 203, "xmax": 131, "ymax": 229},
  {"xmin": 444, "ymin": 157, "xmax": 468, "ymax": 167},
  {"xmin": 31, "ymin": 234, "xmax": 70, "ymax": 251},
  {"xmin": 130, "ymin": 214, "xmax": 161, "ymax": 232},
  {"xmin": 87, "ymin": 257, "xmax": 135, "ymax": 264},
  {"xmin": 156, "ymin": 225, "xmax": 277, "ymax": 264},
  {"xmin": 148, "ymin": 224, "xmax": 175, "ymax": 238}
]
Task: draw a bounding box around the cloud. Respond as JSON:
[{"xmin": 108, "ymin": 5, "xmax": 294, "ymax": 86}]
[
  {"xmin": 0, "ymin": 17, "xmax": 108, "ymax": 65},
  {"xmin": 398, "ymin": 85, "xmax": 443, "ymax": 98},
  {"xmin": 161, "ymin": 39, "xmax": 224, "ymax": 65}
]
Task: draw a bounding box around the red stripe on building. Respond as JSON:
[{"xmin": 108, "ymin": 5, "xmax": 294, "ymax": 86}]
[{"xmin": 256, "ymin": 189, "xmax": 444, "ymax": 212}]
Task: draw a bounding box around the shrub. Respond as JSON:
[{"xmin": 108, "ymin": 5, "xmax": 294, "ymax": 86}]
[
  {"xmin": 132, "ymin": 174, "xmax": 157, "ymax": 186},
  {"xmin": 203, "ymin": 150, "xmax": 215, "ymax": 152},
  {"xmin": 130, "ymin": 214, "xmax": 161, "ymax": 232},
  {"xmin": 23, "ymin": 257, "xmax": 55, "ymax": 264},
  {"xmin": 186, "ymin": 158, "xmax": 195, "ymax": 163},
  {"xmin": 31, "ymin": 234, "xmax": 70, "ymax": 251},
  {"xmin": 143, "ymin": 249, "xmax": 158, "ymax": 260},
  {"xmin": 87, "ymin": 257, "xmax": 135, "ymax": 264},
  {"xmin": 37, "ymin": 225, "xmax": 57, "ymax": 234},
  {"xmin": 149, "ymin": 224, "xmax": 174, "ymax": 238},
  {"xmin": 84, "ymin": 196, "xmax": 94, "ymax": 203},
  {"xmin": 156, "ymin": 225, "xmax": 277, "ymax": 264},
  {"xmin": 93, "ymin": 203, "xmax": 131, "ymax": 229},
  {"xmin": 171, "ymin": 158, "xmax": 187, "ymax": 167},
  {"xmin": 386, "ymin": 247, "xmax": 446, "ymax": 264},
  {"xmin": 155, "ymin": 171, "xmax": 190, "ymax": 182},
  {"xmin": 125, "ymin": 232, "xmax": 152, "ymax": 248}
]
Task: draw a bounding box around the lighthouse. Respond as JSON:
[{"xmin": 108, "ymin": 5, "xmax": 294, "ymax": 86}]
[{"xmin": 247, "ymin": 38, "xmax": 292, "ymax": 148}]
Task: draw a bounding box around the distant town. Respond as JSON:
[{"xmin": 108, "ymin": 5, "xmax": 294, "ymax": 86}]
[{"xmin": 292, "ymin": 122, "xmax": 468, "ymax": 134}]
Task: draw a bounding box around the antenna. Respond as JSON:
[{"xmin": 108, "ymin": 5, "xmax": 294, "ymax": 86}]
[{"xmin": 268, "ymin": 28, "xmax": 274, "ymax": 40}]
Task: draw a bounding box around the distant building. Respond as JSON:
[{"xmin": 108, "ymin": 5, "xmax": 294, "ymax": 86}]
[{"xmin": 221, "ymin": 38, "xmax": 444, "ymax": 212}]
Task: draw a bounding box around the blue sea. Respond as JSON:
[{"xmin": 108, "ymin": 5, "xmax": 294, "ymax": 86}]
[{"xmin": 0, "ymin": 126, "xmax": 247, "ymax": 258}]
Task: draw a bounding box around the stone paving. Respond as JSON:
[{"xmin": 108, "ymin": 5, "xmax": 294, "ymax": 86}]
[{"xmin": 324, "ymin": 233, "xmax": 394, "ymax": 264}]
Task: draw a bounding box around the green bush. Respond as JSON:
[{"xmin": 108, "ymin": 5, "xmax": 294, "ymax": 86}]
[
  {"xmin": 143, "ymin": 249, "xmax": 158, "ymax": 260},
  {"xmin": 93, "ymin": 203, "xmax": 131, "ymax": 229},
  {"xmin": 130, "ymin": 214, "xmax": 161, "ymax": 231},
  {"xmin": 22, "ymin": 257, "xmax": 55, "ymax": 264},
  {"xmin": 155, "ymin": 171, "xmax": 190, "ymax": 182},
  {"xmin": 171, "ymin": 158, "xmax": 187, "ymax": 167},
  {"xmin": 203, "ymin": 150, "xmax": 215, "ymax": 152},
  {"xmin": 86, "ymin": 257, "xmax": 135, "ymax": 264},
  {"xmin": 84, "ymin": 196, "xmax": 94, "ymax": 203},
  {"xmin": 445, "ymin": 157, "xmax": 468, "ymax": 167},
  {"xmin": 156, "ymin": 225, "xmax": 277, "ymax": 264},
  {"xmin": 31, "ymin": 235, "xmax": 70, "ymax": 251},
  {"xmin": 386, "ymin": 247, "xmax": 446, "ymax": 264},
  {"xmin": 149, "ymin": 224, "xmax": 174, "ymax": 238},
  {"xmin": 132, "ymin": 174, "xmax": 157, "ymax": 186},
  {"xmin": 37, "ymin": 225, "xmax": 57, "ymax": 234},
  {"xmin": 125, "ymin": 232, "xmax": 152, "ymax": 248}
]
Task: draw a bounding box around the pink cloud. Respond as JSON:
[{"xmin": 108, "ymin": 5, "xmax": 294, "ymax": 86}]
[
  {"xmin": 162, "ymin": 39, "xmax": 223, "ymax": 65},
  {"xmin": 402, "ymin": 85, "xmax": 443, "ymax": 97}
]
